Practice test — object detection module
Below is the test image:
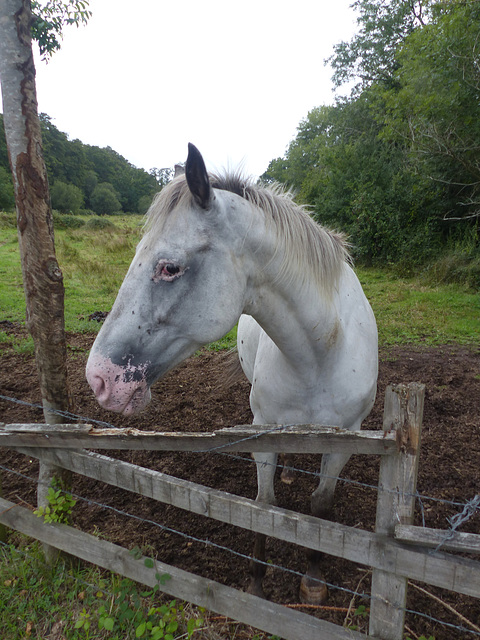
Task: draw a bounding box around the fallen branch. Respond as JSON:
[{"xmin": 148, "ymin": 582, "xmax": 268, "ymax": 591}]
[{"xmin": 408, "ymin": 581, "xmax": 480, "ymax": 633}]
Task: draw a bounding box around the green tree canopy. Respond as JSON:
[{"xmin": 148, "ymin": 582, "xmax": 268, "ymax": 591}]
[
  {"xmin": 0, "ymin": 113, "xmax": 159, "ymax": 214},
  {"xmin": 328, "ymin": 0, "xmax": 430, "ymax": 95},
  {"xmin": 381, "ymin": 1, "xmax": 480, "ymax": 222},
  {"xmin": 264, "ymin": 0, "xmax": 480, "ymax": 277}
]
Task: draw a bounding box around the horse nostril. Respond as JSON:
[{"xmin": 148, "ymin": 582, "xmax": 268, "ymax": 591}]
[{"xmin": 88, "ymin": 373, "xmax": 108, "ymax": 400}]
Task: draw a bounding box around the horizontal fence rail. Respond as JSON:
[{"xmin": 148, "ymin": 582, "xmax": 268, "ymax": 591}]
[
  {"xmin": 0, "ymin": 423, "xmax": 398, "ymax": 454},
  {"xmin": 12, "ymin": 445, "xmax": 480, "ymax": 600},
  {"xmin": 395, "ymin": 524, "xmax": 480, "ymax": 555}
]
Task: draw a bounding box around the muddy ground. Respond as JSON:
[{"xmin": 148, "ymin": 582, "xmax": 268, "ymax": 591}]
[{"xmin": 0, "ymin": 324, "xmax": 479, "ymax": 638}]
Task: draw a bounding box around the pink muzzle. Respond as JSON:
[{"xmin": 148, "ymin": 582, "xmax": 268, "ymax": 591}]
[{"xmin": 86, "ymin": 354, "xmax": 152, "ymax": 416}]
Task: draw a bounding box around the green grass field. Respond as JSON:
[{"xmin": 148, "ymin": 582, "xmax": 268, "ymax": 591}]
[{"xmin": 1, "ymin": 211, "xmax": 478, "ymax": 349}]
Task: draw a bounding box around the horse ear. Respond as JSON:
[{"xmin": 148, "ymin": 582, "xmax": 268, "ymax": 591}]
[{"xmin": 185, "ymin": 143, "xmax": 212, "ymax": 209}]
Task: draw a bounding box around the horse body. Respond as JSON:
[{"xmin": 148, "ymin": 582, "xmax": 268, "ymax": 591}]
[{"xmin": 86, "ymin": 143, "xmax": 378, "ymax": 602}]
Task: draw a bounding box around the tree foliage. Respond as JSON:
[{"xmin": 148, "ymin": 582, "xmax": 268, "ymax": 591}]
[
  {"xmin": 50, "ymin": 179, "xmax": 83, "ymax": 213},
  {"xmin": 0, "ymin": 165, "xmax": 15, "ymax": 210},
  {"xmin": 0, "ymin": 113, "xmax": 161, "ymax": 213},
  {"xmin": 328, "ymin": 0, "xmax": 430, "ymax": 95},
  {"xmin": 31, "ymin": 0, "xmax": 92, "ymax": 60},
  {"xmin": 265, "ymin": 0, "xmax": 480, "ymax": 278},
  {"xmin": 382, "ymin": 1, "xmax": 480, "ymax": 222},
  {"xmin": 90, "ymin": 182, "xmax": 121, "ymax": 216}
]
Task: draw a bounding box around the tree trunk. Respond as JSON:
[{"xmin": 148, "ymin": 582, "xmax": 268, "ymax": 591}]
[{"xmin": 0, "ymin": 0, "xmax": 72, "ymax": 560}]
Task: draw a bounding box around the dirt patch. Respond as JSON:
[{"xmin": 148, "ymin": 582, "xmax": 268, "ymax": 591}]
[{"xmin": 1, "ymin": 331, "xmax": 479, "ymax": 639}]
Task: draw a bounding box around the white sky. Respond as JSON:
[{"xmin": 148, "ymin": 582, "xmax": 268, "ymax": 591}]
[{"xmin": 20, "ymin": 0, "xmax": 357, "ymax": 178}]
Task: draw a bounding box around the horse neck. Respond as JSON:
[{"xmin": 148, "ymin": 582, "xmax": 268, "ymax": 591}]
[{"xmin": 242, "ymin": 224, "xmax": 343, "ymax": 371}]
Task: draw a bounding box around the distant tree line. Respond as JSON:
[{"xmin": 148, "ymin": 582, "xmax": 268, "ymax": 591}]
[
  {"xmin": 262, "ymin": 0, "xmax": 480, "ymax": 283},
  {"xmin": 0, "ymin": 112, "xmax": 166, "ymax": 215}
]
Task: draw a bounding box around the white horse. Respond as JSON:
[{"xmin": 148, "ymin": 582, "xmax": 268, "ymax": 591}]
[{"xmin": 86, "ymin": 143, "xmax": 378, "ymax": 603}]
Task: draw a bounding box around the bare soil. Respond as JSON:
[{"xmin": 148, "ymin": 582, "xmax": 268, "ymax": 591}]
[{"xmin": 1, "ymin": 325, "xmax": 479, "ymax": 639}]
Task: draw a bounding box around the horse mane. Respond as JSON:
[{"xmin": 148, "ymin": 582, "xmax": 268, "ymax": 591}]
[{"xmin": 145, "ymin": 173, "xmax": 350, "ymax": 295}]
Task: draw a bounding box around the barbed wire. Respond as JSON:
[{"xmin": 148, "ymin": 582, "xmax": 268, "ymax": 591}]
[
  {"xmin": 434, "ymin": 494, "xmax": 480, "ymax": 553},
  {"xmin": 0, "ymin": 461, "xmax": 479, "ymax": 638},
  {"xmin": 1, "ymin": 393, "xmax": 478, "ymax": 518}
]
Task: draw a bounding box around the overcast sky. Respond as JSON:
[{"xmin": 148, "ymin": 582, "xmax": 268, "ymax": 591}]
[{"xmin": 12, "ymin": 0, "xmax": 358, "ymax": 178}]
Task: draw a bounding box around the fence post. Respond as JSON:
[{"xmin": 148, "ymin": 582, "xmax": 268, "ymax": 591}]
[{"xmin": 369, "ymin": 382, "xmax": 425, "ymax": 640}]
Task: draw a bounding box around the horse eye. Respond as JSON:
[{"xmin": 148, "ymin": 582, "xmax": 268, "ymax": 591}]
[
  {"xmin": 164, "ymin": 263, "xmax": 180, "ymax": 275},
  {"xmin": 152, "ymin": 260, "xmax": 186, "ymax": 283}
]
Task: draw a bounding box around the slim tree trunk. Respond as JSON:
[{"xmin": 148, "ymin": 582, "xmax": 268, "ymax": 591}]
[{"xmin": 0, "ymin": 0, "xmax": 72, "ymax": 559}]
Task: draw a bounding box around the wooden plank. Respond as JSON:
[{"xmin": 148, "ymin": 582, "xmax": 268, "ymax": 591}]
[
  {"xmin": 0, "ymin": 422, "xmax": 397, "ymax": 454},
  {"xmin": 369, "ymin": 383, "xmax": 425, "ymax": 640},
  {"xmin": 396, "ymin": 524, "xmax": 480, "ymax": 554},
  {"xmin": 0, "ymin": 497, "xmax": 370, "ymax": 640},
  {"xmin": 17, "ymin": 447, "xmax": 480, "ymax": 599}
]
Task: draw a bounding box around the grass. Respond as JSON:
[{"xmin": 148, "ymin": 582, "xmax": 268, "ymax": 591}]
[
  {"xmin": 0, "ymin": 212, "xmax": 143, "ymax": 336},
  {"xmin": 0, "ymin": 536, "xmax": 207, "ymax": 640},
  {"xmin": 357, "ymin": 267, "xmax": 480, "ymax": 346},
  {"xmin": 1, "ymin": 210, "xmax": 478, "ymax": 350},
  {"xmin": 0, "ymin": 535, "xmax": 279, "ymax": 640},
  {"xmin": 0, "ymin": 214, "xmax": 480, "ymax": 350}
]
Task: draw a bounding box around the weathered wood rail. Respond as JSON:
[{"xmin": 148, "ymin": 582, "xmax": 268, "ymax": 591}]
[
  {"xmin": 1, "ymin": 382, "xmax": 479, "ymax": 640},
  {"xmin": 0, "ymin": 423, "xmax": 399, "ymax": 454}
]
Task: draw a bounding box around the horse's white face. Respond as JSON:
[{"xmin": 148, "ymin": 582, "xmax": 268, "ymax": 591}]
[{"xmin": 86, "ymin": 145, "xmax": 250, "ymax": 415}]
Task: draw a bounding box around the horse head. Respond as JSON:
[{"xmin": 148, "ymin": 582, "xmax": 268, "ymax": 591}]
[{"xmin": 86, "ymin": 144, "xmax": 250, "ymax": 415}]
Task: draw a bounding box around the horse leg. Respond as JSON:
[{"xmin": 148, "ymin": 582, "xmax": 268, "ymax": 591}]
[
  {"xmin": 247, "ymin": 451, "xmax": 278, "ymax": 598},
  {"xmin": 299, "ymin": 452, "xmax": 351, "ymax": 604},
  {"xmin": 280, "ymin": 453, "xmax": 296, "ymax": 484}
]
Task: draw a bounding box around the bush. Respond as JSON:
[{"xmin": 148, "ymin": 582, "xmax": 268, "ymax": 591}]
[
  {"xmin": 91, "ymin": 183, "xmax": 122, "ymax": 216},
  {"xmin": 85, "ymin": 216, "xmax": 116, "ymax": 230},
  {"xmin": 0, "ymin": 211, "xmax": 16, "ymax": 229},
  {"xmin": 422, "ymin": 254, "xmax": 480, "ymax": 290},
  {"xmin": 138, "ymin": 194, "xmax": 154, "ymax": 215},
  {"xmin": 50, "ymin": 180, "xmax": 84, "ymax": 214},
  {"xmin": 52, "ymin": 211, "xmax": 85, "ymax": 229}
]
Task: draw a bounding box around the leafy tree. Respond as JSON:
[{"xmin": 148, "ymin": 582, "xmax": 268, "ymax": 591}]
[
  {"xmin": 31, "ymin": 0, "xmax": 92, "ymax": 60},
  {"xmin": 263, "ymin": 93, "xmax": 443, "ymax": 265},
  {"xmin": 264, "ymin": 0, "xmax": 480, "ymax": 273},
  {"xmin": 328, "ymin": 0, "xmax": 430, "ymax": 95},
  {"xmin": 91, "ymin": 182, "xmax": 122, "ymax": 215},
  {"xmin": 82, "ymin": 168, "xmax": 98, "ymax": 207},
  {"xmin": 39, "ymin": 113, "xmax": 93, "ymax": 191},
  {"xmin": 85, "ymin": 145, "xmax": 158, "ymax": 212},
  {"xmin": 150, "ymin": 167, "xmax": 174, "ymax": 189},
  {"xmin": 0, "ymin": 113, "xmax": 159, "ymax": 214},
  {"xmin": 50, "ymin": 180, "xmax": 84, "ymax": 213},
  {"xmin": 138, "ymin": 193, "xmax": 154, "ymax": 215},
  {"xmin": 0, "ymin": 0, "xmax": 91, "ymax": 528},
  {"xmin": 382, "ymin": 1, "xmax": 480, "ymax": 225}
]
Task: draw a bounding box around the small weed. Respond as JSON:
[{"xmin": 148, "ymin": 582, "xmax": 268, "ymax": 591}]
[
  {"xmin": 12, "ymin": 335, "xmax": 35, "ymax": 355},
  {"xmin": 346, "ymin": 604, "xmax": 369, "ymax": 632},
  {"xmin": 34, "ymin": 478, "xmax": 77, "ymax": 524}
]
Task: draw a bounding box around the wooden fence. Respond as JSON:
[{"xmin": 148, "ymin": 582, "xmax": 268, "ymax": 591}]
[{"xmin": 1, "ymin": 382, "xmax": 480, "ymax": 640}]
